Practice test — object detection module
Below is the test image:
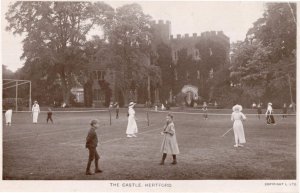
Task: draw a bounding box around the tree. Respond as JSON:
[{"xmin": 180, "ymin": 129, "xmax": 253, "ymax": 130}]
[
  {"xmin": 2, "ymin": 65, "xmax": 15, "ymax": 102},
  {"xmin": 230, "ymin": 3, "xmax": 296, "ymax": 107},
  {"xmin": 6, "ymin": 1, "xmax": 114, "ymax": 105},
  {"xmin": 247, "ymin": 3, "xmax": 296, "ymax": 61},
  {"xmin": 2, "ymin": 65, "xmax": 14, "ymax": 79},
  {"xmin": 195, "ymin": 34, "xmax": 230, "ymax": 102},
  {"xmin": 104, "ymin": 3, "xmax": 161, "ymax": 104},
  {"xmin": 156, "ymin": 43, "xmax": 174, "ymax": 102}
]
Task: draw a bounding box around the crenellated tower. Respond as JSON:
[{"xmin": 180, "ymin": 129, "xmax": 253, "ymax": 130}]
[
  {"xmin": 152, "ymin": 21, "xmax": 230, "ymax": 105},
  {"xmin": 151, "ymin": 20, "xmax": 171, "ymax": 47}
]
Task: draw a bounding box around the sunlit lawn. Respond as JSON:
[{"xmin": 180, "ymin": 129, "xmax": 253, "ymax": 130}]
[{"xmin": 2, "ymin": 108, "xmax": 296, "ymax": 180}]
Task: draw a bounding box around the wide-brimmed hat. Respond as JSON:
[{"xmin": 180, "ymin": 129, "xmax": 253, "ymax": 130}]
[
  {"xmin": 232, "ymin": 104, "xmax": 243, "ymax": 112},
  {"xmin": 34, "ymin": 101, "xmax": 38, "ymax": 103},
  {"xmin": 128, "ymin": 102, "xmax": 136, "ymax": 107},
  {"xmin": 268, "ymin": 102, "xmax": 272, "ymax": 106}
]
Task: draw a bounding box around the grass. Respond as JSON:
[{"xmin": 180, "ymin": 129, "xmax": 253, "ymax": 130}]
[{"xmin": 2, "ymin": 108, "xmax": 296, "ymax": 180}]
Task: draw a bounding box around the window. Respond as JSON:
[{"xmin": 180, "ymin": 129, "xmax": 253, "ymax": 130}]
[
  {"xmin": 186, "ymin": 71, "xmax": 190, "ymax": 80},
  {"xmin": 173, "ymin": 51, "xmax": 177, "ymax": 60},
  {"xmin": 93, "ymin": 70, "xmax": 105, "ymax": 81},
  {"xmin": 93, "ymin": 89, "xmax": 101, "ymax": 101},
  {"xmin": 195, "ymin": 49, "xmax": 199, "ymax": 57},
  {"xmin": 194, "ymin": 49, "xmax": 201, "ymax": 60},
  {"xmin": 197, "ymin": 70, "xmax": 200, "ymax": 79},
  {"xmin": 209, "ymin": 68, "xmax": 214, "ymax": 79}
]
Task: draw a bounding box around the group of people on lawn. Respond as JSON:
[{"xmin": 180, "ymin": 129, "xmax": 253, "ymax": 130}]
[
  {"xmin": 84, "ymin": 101, "xmax": 284, "ymax": 175},
  {"xmin": 3, "ymin": 100, "xmax": 291, "ymax": 175}
]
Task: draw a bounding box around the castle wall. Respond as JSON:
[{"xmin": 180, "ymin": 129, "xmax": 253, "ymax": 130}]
[
  {"xmin": 151, "ymin": 20, "xmax": 230, "ymax": 103},
  {"xmin": 88, "ymin": 20, "xmax": 231, "ymax": 106}
]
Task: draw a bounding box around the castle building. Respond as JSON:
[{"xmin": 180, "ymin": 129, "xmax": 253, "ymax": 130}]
[{"xmin": 87, "ymin": 20, "xmax": 230, "ymax": 107}]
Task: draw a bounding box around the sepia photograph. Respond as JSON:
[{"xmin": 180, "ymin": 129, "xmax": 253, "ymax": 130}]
[{"xmin": 1, "ymin": 0, "xmax": 298, "ymax": 192}]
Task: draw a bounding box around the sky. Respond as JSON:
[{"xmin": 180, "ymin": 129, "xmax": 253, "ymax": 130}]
[{"xmin": 1, "ymin": 1, "xmax": 266, "ymax": 72}]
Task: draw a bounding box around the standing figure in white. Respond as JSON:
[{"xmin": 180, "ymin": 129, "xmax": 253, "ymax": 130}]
[
  {"xmin": 126, "ymin": 102, "xmax": 138, "ymax": 138},
  {"xmin": 32, "ymin": 101, "xmax": 40, "ymax": 124},
  {"xmin": 5, "ymin": 108, "xmax": 13, "ymax": 126},
  {"xmin": 231, "ymin": 104, "xmax": 246, "ymax": 147}
]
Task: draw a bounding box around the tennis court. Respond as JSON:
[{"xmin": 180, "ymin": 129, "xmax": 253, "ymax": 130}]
[{"xmin": 2, "ymin": 108, "xmax": 296, "ymax": 180}]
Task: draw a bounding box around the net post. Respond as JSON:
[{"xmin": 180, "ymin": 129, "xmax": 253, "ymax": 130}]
[
  {"xmin": 109, "ymin": 109, "xmax": 112, "ymax": 125},
  {"xmin": 147, "ymin": 111, "xmax": 149, "ymax": 126},
  {"xmin": 15, "ymin": 81, "xmax": 18, "ymax": 111},
  {"xmin": 29, "ymin": 81, "xmax": 32, "ymax": 111}
]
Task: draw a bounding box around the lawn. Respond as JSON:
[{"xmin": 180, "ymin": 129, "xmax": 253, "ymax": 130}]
[{"xmin": 2, "ymin": 108, "xmax": 296, "ymax": 180}]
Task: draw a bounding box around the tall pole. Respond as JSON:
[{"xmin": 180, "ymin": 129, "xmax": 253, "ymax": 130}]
[
  {"xmin": 15, "ymin": 81, "xmax": 18, "ymax": 111},
  {"xmin": 29, "ymin": 81, "xmax": 32, "ymax": 111},
  {"xmin": 147, "ymin": 76, "xmax": 151, "ymax": 103},
  {"xmin": 287, "ymin": 74, "xmax": 295, "ymax": 112},
  {"xmin": 109, "ymin": 108, "xmax": 112, "ymax": 125}
]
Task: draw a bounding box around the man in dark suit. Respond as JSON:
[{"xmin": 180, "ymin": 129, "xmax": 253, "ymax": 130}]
[{"xmin": 86, "ymin": 119, "xmax": 102, "ymax": 175}]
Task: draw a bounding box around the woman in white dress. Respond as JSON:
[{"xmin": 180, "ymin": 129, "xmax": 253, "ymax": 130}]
[
  {"xmin": 5, "ymin": 108, "xmax": 13, "ymax": 126},
  {"xmin": 265, "ymin": 102, "xmax": 276, "ymax": 125},
  {"xmin": 126, "ymin": 102, "xmax": 138, "ymax": 137},
  {"xmin": 32, "ymin": 101, "xmax": 40, "ymax": 124},
  {"xmin": 231, "ymin": 104, "xmax": 246, "ymax": 147}
]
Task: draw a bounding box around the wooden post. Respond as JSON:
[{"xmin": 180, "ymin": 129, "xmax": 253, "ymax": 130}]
[
  {"xmin": 147, "ymin": 76, "xmax": 151, "ymax": 103},
  {"xmin": 109, "ymin": 108, "xmax": 112, "ymax": 125},
  {"xmin": 147, "ymin": 111, "xmax": 149, "ymax": 126},
  {"xmin": 15, "ymin": 81, "xmax": 18, "ymax": 111},
  {"xmin": 287, "ymin": 74, "xmax": 295, "ymax": 112},
  {"xmin": 29, "ymin": 81, "xmax": 32, "ymax": 111}
]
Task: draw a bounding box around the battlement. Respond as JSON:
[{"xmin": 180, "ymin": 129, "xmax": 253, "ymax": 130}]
[
  {"xmin": 170, "ymin": 33, "xmax": 199, "ymax": 39},
  {"xmin": 151, "ymin": 20, "xmax": 171, "ymax": 25},
  {"xmin": 170, "ymin": 31, "xmax": 229, "ymax": 42}
]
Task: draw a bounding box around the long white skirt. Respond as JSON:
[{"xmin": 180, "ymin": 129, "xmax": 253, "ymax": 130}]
[
  {"xmin": 32, "ymin": 112, "xmax": 39, "ymax": 123},
  {"xmin": 233, "ymin": 120, "xmax": 246, "ymax": 143},
  {"xmin": 126, "ymin": 115, "xmax": 138, "ymax": 135},
  {"xmin": 5, "ymin": 110, "xmax": 12, "ymax": 125}
]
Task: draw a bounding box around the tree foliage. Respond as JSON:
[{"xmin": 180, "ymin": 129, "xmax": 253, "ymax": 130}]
[
  {"xmin": 6, "ymin": 1, "xmax": 114, "ymax": 105},
  {"xmin": 104, "ymin": 3, "xmax": 161, "ymax": 103},
  {"xmin": 155, "ymin": 43, "xmax": 175, "ymax": 102},
  {"xmin": 230, "ymin": 3, "xmax": 296, "ymax": 107},
  {"xmin": 195, "ymin": 34, "xmax": 230, "ymax": 102}
]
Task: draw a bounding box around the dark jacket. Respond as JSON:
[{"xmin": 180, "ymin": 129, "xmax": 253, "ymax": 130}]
[{"xmin": 86, "ymin": 128, "xmax": 98, "ymax": 148}]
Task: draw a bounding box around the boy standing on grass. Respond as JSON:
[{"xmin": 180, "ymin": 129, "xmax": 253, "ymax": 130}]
[
  {"xmin": 85, "ymin": 119, "xmax": 102, "ymax": 175},
  {"xmin": 160, "ymin": 114, "xmax": 179, "ymax": 165},
  {"xmin": 257, "ymin": 103, "xmax": 262, "ymax": 119},
  {"xmin": 282, "ymin": 103, "xmax": 288, "ymax": 119},
  {"xmin": 46, "ymin": 108, "xmax": 53, "ymax": 123}
]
